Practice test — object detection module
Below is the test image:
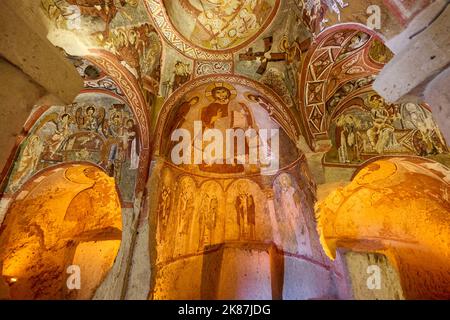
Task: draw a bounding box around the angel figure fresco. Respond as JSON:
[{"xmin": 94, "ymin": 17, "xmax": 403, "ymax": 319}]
[
  {"xmin": 235, "ymin": 182, "xmax": 256, "ymax": 241},
  {"xmin": 335, "ymin": 113, "xmax": 362, "ymax": 163},
  {"xmin": 109, "ymin": 28, "xmax": 141, "ymax": 78},
  {"xmin": 277, "ymin": 174, "xmax": 312, "ymax": 256},
  {"xmin": 44, "ymin": 113, "xmax": 75, "ymax": 161}
]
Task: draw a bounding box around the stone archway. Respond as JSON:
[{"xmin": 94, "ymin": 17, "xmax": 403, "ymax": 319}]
[{"xmin": 0, "ymin": 163, "xmax": 122, "ymax": 300}]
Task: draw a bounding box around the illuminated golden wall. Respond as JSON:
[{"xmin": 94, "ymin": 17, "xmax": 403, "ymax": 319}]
[
  {"xmin": 0, "ymin": 164, "xmax": 122, "ymax": 300},
  {"xmin": 316, "ymin": 157, "xmax": 450, "ymax": 299}
]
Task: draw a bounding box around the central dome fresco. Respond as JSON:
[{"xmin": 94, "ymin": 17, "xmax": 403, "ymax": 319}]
[{"xmin": 162, "ymin": 0, "xmax": 280, "ymax": 51}]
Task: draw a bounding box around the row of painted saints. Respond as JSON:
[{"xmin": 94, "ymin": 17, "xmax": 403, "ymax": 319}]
[
  {"xmin": 329, "ymin": 94, "xmax": 448, "ymax": 164},
  {"xmin": 155, "ymin": 173, "xmax": 313, "ymax": 262},
  {"xmin": 8, "ymin": 103, "xmax": 140, "ymax": 200}
]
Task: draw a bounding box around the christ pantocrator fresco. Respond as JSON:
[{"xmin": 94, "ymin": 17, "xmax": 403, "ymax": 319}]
[
  {"xmin": 164, "ymin": 81, "xmax": 292, "ymax": 176},
  {"xmin": 163, "ymin": 0, "xmax": 277, "ymax": 50},
  {"xmin": 199, "ymin": 83, "xmax": 255, "ymax": 173}
]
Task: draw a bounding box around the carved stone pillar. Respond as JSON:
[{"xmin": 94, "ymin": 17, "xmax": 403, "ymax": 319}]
[{"xmin": 373, "ymin": 0, "xmax": 450, "ymax": 141}]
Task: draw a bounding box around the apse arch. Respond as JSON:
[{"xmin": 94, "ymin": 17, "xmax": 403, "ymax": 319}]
[
  {"xmin": 87, "ymin": 51, "xmax": 156, "ymax": 194},
  {"xmin": 148, "ymin": 74, "xmax": 343, "ymax": 299},
  {"xmin": 154, "ymin": 74, "xmax": 304, "ymax": 156},
  {"xmin": 0, "ymin": 163, "xmax": 122, "ymax": 300},
  {"xmin": 298, "ymin": 23, "xmax": 391, "ymax": 149},
  {"xmin": 316, "ymin": 156, "xmax": 450, "ymax": 299}
]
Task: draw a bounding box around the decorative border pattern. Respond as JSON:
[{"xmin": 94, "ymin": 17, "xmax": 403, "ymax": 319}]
[
  {"xmin": 194, "ymin": 60, "xmax": 233, "ymax": 77},
  {"xmin": 298, "ymin": 24, "xmax": 385, "ymax": 149}
]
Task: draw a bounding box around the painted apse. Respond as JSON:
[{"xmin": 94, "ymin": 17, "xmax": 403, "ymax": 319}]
[
  {"xmin": 148, "ymin": 76, "xmax": 343, "ymax": 300},
  {"xmin": 297, "ymin": 26, "xmax": 450, "ymax": 176},
  {"xmin": 0, "ymin": 51, "xmax": 150, "ymax": 299},
  {"xmin": 326, "ymin": 93, "xmax": 448, "ymax": 166}
]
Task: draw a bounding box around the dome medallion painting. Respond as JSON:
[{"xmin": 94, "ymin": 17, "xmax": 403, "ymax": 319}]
[
  {"xmin": 162, "ymin": 0, "xmax": 280, "ymax": 52},
  {"xmin": 0, "ymin": 0, "xmax": 449, "ymax": 305}
]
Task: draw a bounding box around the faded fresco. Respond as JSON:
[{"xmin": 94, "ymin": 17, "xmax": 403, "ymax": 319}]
[
  {"xmin": 6, "ymin": 94, "xmax": 140, "ymax": 202},
  {"xmin": 162, "ymin": 0, "xmax": 279, "ymax": 51},
  {"xmin": 273, "ymin": 173, "xmax": 313, "ymax": 256},
  {"xmin": 325, "ymin": 93, "xmax": 448, "ymax": 165},
  {"xmin": 159, "ymin": 46, "xmax": 193, "ymax": 99},
  {"xmin": 41, "ymin": 0, "xmax": 162, "ymax": 92}
]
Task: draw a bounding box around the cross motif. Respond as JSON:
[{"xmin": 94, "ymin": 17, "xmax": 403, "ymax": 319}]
[{"xmin": 239, "ymin": 36, "xmax": 287, "ymax": 75}]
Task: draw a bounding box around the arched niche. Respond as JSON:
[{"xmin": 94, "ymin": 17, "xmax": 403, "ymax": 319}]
[
  {"xmin": 0, "ymin": 163, "xmax": 122, "ymax": 300},
  {"xmin": 154, "ymin": 75, "xmax": 303, "ymax": 175},
  {"xmin": 316, "ymin": 156, "xmax": 450, "ymax": 299}
]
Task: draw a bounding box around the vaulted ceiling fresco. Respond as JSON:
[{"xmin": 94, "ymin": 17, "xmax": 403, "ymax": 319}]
[
  {"xmin": 162, "ymin": 0, "xmax": 280, "ymax": 52},
  {"xmin": 1, "ymin": 0, "xmax": 450, "ymax": 301}
]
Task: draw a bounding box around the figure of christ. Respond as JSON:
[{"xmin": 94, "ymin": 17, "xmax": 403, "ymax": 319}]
[{"xmin": 199, "ymin": 85, "xmax": 254, "ymax": 173}]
